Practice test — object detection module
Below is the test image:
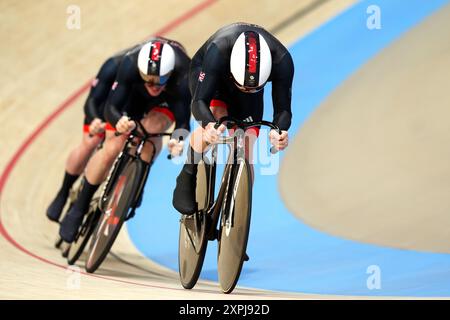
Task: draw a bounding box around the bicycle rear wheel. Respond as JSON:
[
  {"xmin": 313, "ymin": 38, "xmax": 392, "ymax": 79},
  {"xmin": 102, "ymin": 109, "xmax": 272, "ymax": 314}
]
[
  {"xmin": 67, "ymin": 205, "xmax": 101, "ymax": 265},
  {"xmin": 217, "ymin": 159, "xmax": 252, "ymax": 294},
  {"xmin": 85, "ymin": 158, "xmax": 145, "ymax": 273},
  {"xmin": 178, "ymin": 160, "xmax": 209, "ymax": 289}
]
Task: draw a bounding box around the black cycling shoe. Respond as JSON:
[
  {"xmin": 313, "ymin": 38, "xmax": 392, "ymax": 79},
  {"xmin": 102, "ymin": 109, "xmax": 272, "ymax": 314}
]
[
  {"xmin": 172, "ymin": 169, "xmax": 197, "ymax": 215},
  {"xmin": 46, "ymin": 193, "xmax": 67, "ymax": 222},
  {"xmin": 59, "ymin": 207, "xmax": 84, "ymax": 243}
]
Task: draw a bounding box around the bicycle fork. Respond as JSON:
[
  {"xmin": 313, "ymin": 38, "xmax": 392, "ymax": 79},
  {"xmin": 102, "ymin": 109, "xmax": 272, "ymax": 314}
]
[{"xmin": 222, "ymin": 130, "xmax": 246, "ymax": 236}]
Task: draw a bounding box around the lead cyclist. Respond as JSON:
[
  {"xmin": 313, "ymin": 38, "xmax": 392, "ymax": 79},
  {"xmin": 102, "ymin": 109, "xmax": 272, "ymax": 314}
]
[{"xmin": 172, "ymin": 22, "xmax": 294, "ymax": 215}]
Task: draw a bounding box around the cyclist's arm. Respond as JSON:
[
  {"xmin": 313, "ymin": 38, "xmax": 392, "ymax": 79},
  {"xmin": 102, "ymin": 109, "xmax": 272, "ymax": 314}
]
[
  {"xmin": 84, "ymin": 57, "xmax": 119, "ymax": 121},
  {"xmin": 104, "ymin": 56, "xmax": 135, "ymax": 126},
  {"xmin": 271, "ymin": 52, "xmax": 294, "ymax": 131},
  {"xmin": 191, "ymin": 44, "xmax": 226, "ymax": 127}
]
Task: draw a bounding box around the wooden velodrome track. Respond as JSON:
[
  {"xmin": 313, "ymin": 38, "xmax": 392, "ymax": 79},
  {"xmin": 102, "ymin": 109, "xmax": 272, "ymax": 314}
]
[{"xmin": 0, "ymin": 0, "xmax": 358, "ymax": 299}]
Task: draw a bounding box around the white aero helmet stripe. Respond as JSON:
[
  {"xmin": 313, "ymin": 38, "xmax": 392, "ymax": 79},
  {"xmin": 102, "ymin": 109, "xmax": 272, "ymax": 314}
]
[
  {"xmin": 230, "ymin": 33, "xmax": 247, "ymax": 86},
  {"xmin": 159, "ymin": 43, "xmax": 175, "ymax": 77},
  {"xmin": 258, "ymin": 33, "xmax": 272, "ymax": 87},
  {"xmin": 137, "ymin": 42, "xmax": 152, "ymax": 75}
]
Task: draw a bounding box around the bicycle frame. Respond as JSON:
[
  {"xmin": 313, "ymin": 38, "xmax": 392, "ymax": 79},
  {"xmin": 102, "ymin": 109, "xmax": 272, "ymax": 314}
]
[
  {"xmin": 203, "ymin": 116, "xmax": 279, "ymax": 240},
  {"xmin": 178, "ymin": 116, "xmax": 281, "ymax": 291},
  {"xmin": 99, "ymin": 121, "xmax": 172, "ymax": 214}
]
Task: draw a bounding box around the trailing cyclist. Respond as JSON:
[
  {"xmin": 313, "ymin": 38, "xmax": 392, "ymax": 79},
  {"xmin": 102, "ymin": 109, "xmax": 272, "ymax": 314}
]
[
  {"xmin": 46, "ymin": 45, "xmax": 138, "ymax": 223},
  {"xmin": 59, "ymin": 37, "xmax": 191, "ymax": 243}
]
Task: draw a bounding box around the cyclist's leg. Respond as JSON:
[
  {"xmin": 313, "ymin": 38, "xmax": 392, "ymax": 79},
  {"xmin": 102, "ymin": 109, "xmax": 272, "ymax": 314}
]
[
  {"xmin": 66, "ymin": 122, "xmax": 104, "ymax": 175},
  {"xmin": 85, "ymin": 125, "xmax": 125, "ymax": 184},
  {"xmin": 60, "ymin": 126, "xmax": 126, "ymax": 242},
  {"xmin": 139, "ymin": 106, "xmax": 175, "ymax": 163},
  {"xmin": 173, "ymin": 98, "xmax": 228, "ymax": 215},
  {"xmin": 189, "ymin": 99, "xmax": 229, "ymax": 154},
  {"xmin": 129, "ymin": 107, "xmax": 174, "ymax": 210},
  {"xmin": 227, "ymin": 126, "xmax": 259, "ymax": 184},
  {"xmin": 47, "ymin": 121, "xmax": 103, "ymax": 222},
  {"xmin": 244, "ymin": 128, "xmax": 259, "ymax": 184}
]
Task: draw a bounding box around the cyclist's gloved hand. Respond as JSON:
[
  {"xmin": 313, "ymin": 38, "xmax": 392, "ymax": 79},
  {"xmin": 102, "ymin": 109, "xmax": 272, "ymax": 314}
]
[
  {"xmin": 116, "ymin": 116, "xmax": 136, "ymax": 134},
  {"xmin": 269, "ymin": 130, "xmax": 289, "ymax": 151},
  {"xmin": 89, "ymin": 118, "xmax": 106, "ymax": 135},
  {"xmin": 204, "ymin": 122, "xmax": 226, "ymax": 145},
  {"xmin": 168, "ymin": 138, "xmax": 184, "ymax": 158}
]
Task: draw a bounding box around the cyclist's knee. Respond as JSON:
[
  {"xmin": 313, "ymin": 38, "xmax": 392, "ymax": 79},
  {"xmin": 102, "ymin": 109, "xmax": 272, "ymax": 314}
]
[
  {"xmin": 141, "ymin": 141, "xmax": 161, "ymax": 163},
  {"xmin": 244, "ymin": 129, "xmax": 258, "ymax": 161},
  {"xmin": 210, "ymin": 105, "xmax": 228, "ymax": 121},
  {"xmin": 189, "ymin": 126, "xmax": 206, "ymax": 153},
  {"xmin": 102, "ymin": 134, "xmax": 124, "ymax": 160},
  {"xmin": 142, "ymin": 110, "xmax": 173, "ymax": 133},
  {"xmin": 82, "ymin": 133, "xmax": 102, "ymax": 150}
]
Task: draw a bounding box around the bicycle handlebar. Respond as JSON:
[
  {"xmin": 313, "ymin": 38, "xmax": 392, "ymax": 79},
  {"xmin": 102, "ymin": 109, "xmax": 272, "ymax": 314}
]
[
  {"xmin": 113, "ymin": 117, "xmax": 174, "ymax": 161},
  {"xmin": 214, "ymin": 116, "xmax": 281, "ymax": 133},
  {"xmin": 167, "ymin": 136, "xmax": 184, "ymax": 160},
  {"xmin": 114, "ymin": 119, "xmax": 172, "ymax": 140},
  {"xmin": 214, "ymin": 116, "xmax": 282, "ymax": 154}
]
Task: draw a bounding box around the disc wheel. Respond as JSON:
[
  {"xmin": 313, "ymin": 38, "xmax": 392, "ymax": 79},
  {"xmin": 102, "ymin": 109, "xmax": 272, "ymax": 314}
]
[
  {"xmin": 178, "ymin": 160, "xmax": 209, "ymax": 289},
  {"xmin": 217, "ymin": 159, "xmax": 252, "ymax": 294},
  {"xmin": 85, "ymin": 159, "xmax": 144, "ymax": 273}
]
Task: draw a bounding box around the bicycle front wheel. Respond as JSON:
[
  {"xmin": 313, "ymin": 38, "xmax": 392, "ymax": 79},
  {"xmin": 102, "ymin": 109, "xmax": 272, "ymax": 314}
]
[
  {"xmin": 217, "ymin": 159, "xmax": 252, "ymax": 294},
  {"xmin": 178, "ymin": 160, "xmax": 209, "ymax": 289},
  {"xmin": 85, "ymin": 158, "xmax": 145, "ymax": 273}
]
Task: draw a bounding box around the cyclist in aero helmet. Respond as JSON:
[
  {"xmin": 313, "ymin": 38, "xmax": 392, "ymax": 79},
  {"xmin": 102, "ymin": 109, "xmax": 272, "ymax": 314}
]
[
  {"xmin": 59, "ymin": 38, "xmax": 192, "ymax": 243},
  {"xmin": 172, "ymin": 22, "xmax": 294, "ymax": 215}
]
